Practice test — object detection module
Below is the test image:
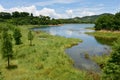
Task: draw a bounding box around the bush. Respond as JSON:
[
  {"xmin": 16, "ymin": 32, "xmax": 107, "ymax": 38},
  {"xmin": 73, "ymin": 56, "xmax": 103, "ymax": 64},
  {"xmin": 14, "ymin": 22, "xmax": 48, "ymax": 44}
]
[{"xmin": 103, "ymin": 38, "xmax": 120, "ymax": 80}]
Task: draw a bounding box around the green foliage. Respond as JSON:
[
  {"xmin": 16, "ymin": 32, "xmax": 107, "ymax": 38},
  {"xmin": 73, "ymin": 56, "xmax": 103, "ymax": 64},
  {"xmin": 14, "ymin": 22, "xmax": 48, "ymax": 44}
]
[
  {"xmin": 0, "ymin": 12, "xmax": 11, "ymax": 19},
  {"xmin": 103, "ymin": 38, "xmax": 120, "ymax": 80},
  {"xmin": 1, "ymin": 30, "xmax": 13, "ymax": 68},
  {"xmin": 0, "ymin": 72, "xmax": 4, "ymax": 80},
  {"xmin": 0, "ymin": 11, "xmax": 110, "ymax": 25},
  {"xmin": 95, "ymin": 14, "xmax": 114, "ymax": 30},
  {"xmin": 95, "ymin": 12, "xmax": 120, "ymax": 30},
  {"xmin": 28, "ymin": 30, "xmax": 34, "ymax": 46},
  {"xmin": 114, "ymin": 12, "xmax": 120, "ymax": 30},
  {"xmin": 12, "ymin": 11, "xmax": 21, "ymax": 18},
  {"xmin": 13, "ymin": 28, "xmax": 22, "ymax": 45},
  {"xmin": 0, "ymin": 23, "xmax": 15, "ymax": 32}
]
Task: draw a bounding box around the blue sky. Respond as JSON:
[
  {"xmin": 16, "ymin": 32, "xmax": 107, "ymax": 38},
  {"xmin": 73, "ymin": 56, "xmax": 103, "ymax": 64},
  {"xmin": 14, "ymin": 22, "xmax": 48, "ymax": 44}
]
[{"xmin": 0, "ymin": 0, "xmax": 120, "ymax": 18}]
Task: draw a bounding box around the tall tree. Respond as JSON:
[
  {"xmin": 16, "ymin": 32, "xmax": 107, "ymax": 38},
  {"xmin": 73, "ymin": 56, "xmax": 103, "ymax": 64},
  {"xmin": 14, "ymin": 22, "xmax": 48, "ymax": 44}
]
[
  {"xmin": 12, "ymin": 11, "xmax": 20, "ymax": 18},
  {"xmin": 0, "ymin": 12, "xmax": 11, "ymax": 19},
  {"xmin": 28, "ymin": 30, "xmax": 34, "ymax": 46},
  {"xmin": 1, "ymin": 31, "xmax": 13, "ymax": 68},
  {"xmin": 95, "ymin": 14, "xmax": 114, "ymax": 30},
  {"xmin": 113, "ymin": 12, "xmax": 120, "ymax": 30},
  {"xmin": 20, "ymin": 12, "xmax": 29, "ymax": 17},
  {"xmin": 13, "ymin": 28, "xmax": 22, "ymax": 45}
]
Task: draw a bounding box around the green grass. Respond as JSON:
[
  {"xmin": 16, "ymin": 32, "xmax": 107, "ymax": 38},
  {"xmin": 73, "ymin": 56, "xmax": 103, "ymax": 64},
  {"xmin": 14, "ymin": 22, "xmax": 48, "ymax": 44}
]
[
  {"xmin": 86, "ymin": 31, "xmax": 120, "ymax": 39},
  {"xmin": 90, "ymin": 54, "xmax": 110, "ymax": 69},
  {"xmin": 86, "ymin": 31, "xmax": 120, "ymax": 45},
  {"xmin": 0, "ymin": 25, "xmax": 97, "ymax": 80}
]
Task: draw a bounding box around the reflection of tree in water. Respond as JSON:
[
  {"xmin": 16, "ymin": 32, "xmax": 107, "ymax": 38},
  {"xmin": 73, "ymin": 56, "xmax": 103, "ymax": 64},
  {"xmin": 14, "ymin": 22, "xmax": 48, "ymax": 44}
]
[{"xmin": 94, "ymin": 36, "xmax": 117, "ymax": 46}]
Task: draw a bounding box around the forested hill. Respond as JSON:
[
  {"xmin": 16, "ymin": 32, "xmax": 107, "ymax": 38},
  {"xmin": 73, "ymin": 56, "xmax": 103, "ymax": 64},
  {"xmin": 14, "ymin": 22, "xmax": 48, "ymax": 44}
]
[
  {"xmin": 77, "ymin": 13, "xmax": 113, "ymax": 23},
  {"xmin": 0, "ymin": 11, "xmax": 114, "ymax": 25},
  {"xmin": 57, "ymin": 13, "xmax": 113, "ymax": 23}
]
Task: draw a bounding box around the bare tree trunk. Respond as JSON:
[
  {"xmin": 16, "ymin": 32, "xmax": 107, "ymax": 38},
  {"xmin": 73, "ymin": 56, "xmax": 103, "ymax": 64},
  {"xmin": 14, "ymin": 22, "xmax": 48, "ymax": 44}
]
[
  {"xmin": 8, "ymin": 55, "xmax": 10, "ymax": 68},
  {"xmin": 30, "ymin": 40, "xmax": 32, "ymax": 46}
]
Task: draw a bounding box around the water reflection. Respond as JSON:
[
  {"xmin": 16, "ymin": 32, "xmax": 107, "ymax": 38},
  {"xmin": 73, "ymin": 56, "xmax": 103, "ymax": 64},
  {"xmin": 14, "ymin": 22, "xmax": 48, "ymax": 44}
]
[{"xmin": 95, "ymin": 36, "xmax": 115, "ymax": 46}]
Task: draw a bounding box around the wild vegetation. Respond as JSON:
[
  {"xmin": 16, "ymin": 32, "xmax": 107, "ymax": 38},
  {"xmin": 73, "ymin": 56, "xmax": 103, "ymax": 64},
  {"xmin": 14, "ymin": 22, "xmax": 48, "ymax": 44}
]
[
  {"xmin": 0, "ymin": 12, "xmax": 61, "ymax": 25},
  {"xmin": 0, "ymin": 24, "xmax": 101, "ymax": 80},
  {"xmin": 0, "ymin": 11, "xmax": 114, "ymax": 25},
  {"xmin": 86, "ymin": 31, "xmax": 120, "ymax": 45},
  {"xmin": 87, "ymin": 32, "xmax": 120, "ymax": 80},
  {"xmin": 0, "ymin": 11, "xmax": 120, "ymax": 80},
  {"xmin": 95, "ymin": 12, "xmax": 120, "ymax": 30},
  {"xmin": 1, "ymin": 30, "xmax": 13, "ymax": 68},
  {"xmin": 103, "ymin": 38, "xmax": 120, "ymax": 80}
]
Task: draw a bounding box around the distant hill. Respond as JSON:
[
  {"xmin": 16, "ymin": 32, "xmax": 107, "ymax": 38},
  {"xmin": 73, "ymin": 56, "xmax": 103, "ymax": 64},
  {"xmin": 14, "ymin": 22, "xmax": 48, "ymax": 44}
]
[{"xmin": 67, "ymin": 13, "xmax": 113, "ymax": 23}]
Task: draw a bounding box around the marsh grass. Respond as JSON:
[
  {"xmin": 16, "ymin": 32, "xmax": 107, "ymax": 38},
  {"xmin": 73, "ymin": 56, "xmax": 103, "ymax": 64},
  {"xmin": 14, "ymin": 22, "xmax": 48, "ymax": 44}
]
[
  {"xmin": 84, "ymin": 53, "xmax": 90, "ymax": 59},
  {"xmin": 0, "ymin": 25, "xmax": 96, "ymax": 80},
  {"xmin": 86, "ymin": 31, "xmax": 120, "ymax": 45},
  {"xmin": 91, "ymin": 54, "xmax": 110, "ymax": 69},
  {"xmin": 86, "ymin": 31, "xmax": 120, "ymax": 40}
]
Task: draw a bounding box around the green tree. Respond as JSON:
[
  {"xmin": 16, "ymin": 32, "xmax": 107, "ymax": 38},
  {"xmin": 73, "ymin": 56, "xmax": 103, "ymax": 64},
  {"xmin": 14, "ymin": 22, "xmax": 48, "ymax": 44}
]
[
  {"xmin": 1, "ymin": 31, "xmax": 13, "ymax": 68},
  {"xmin": 13, "ymin": 28, "xmax": 22, "ymax": 45},
  {"xmin": 103, "ymin": 38, "xmax": 120, "ymax": 80},
  {"xmin": 20, "ymin": 12, "xmax": 29, "ymax": 17},
  {"xmin": 0, "ymin": 12, "xmax": 11, "ymax": 19},
  {"xmin": 12, "ymin": 11, "xmax": 20, "ymax": 18},
  {"xmin": 28, "ymin": 30, "xmax": 34, "ymax": 46},
  {"xmin": 113, "ymin": 12, "xmax": 120, "ymax": 30},
  {"xmin": 95, "ymin": 14, "xmax": 114, "ymax": 30}
]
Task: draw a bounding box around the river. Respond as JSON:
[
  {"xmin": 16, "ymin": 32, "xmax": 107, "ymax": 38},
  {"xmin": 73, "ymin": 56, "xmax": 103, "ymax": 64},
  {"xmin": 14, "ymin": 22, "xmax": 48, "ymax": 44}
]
[{"xmin": 33, "ymin": 24, "xmax": 111, "ymax": 73}]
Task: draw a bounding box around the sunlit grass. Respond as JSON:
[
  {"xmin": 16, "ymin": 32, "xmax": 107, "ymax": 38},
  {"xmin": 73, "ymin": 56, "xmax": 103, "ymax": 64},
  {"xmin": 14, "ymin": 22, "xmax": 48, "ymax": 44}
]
[
  {"xmin": 86, "ymin": 31, "xmax": 120, "ymax": 45},
  {"xmin": 0, "ymin": 25, "xmax": 96, "ymax": 80},
  {"xmin": 86, "ymin": 31, "xmax": 120, "ymax": 39}
]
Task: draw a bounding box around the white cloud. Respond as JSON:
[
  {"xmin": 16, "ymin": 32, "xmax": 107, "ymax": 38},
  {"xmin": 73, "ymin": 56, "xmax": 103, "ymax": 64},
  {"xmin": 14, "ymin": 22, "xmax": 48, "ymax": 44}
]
[
  {"xmin": 0, "ymin": 5, "xmax": 63, "ymax": 18},
  {"xmin": 34, "ymin": 0, "xmax": 78, "ymax": 6},
  {"xmin": 6, "ymin": 5, "xmax": 37, "ymax": 14},
  {"xmin": 80, "ymin": 11, "xmax": 95, "ymax": 16},
  {"xmin": 66, "ymin": 10, "xmax": 73, "ymax": 18},
  {"xmin": 38, "ymin": 8, "xmax": 62, "ymax": 18},
  {"xmin": 0, "ymin": 5, "xmax": 4, "ymax": 12},
  {"xmin": 0, "ymin": 4, "xmax": 105, "ymax": 19},
  {"xmin": 70, "ymin": 7, "xmax": 104, "ymax": 17}
]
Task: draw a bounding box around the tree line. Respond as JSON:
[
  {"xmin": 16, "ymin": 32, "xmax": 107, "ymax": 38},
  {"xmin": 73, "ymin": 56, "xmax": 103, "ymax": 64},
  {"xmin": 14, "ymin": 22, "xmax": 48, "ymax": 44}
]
[
  {"xmin": 95, "ymin": 12, "xmax": 120, "ymax": 31},
  {"xmin": 0, "ymin": 11, "xmax": 107, "ymax": 25},
  {"xmin": 0, "ymin": 11, "xmax": 61, "ymax": 25}
]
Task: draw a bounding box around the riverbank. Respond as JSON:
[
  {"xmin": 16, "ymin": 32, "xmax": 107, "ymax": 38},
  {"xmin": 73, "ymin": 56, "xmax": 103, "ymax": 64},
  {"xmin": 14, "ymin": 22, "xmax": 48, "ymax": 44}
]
[
  {"xmin": 86, "ymin": 30, "xmax": 120, "ymax": 38},
  {"xmin": 86, "ymin": 31, "xmax": 120, "ymax": 45},
  {"xmin": 0, "ymin": 25, "xmax": 99, "ymax": 80},
  {"xmin": 86, "ymin": 30, "xmax": 120, "ymax": 69}
]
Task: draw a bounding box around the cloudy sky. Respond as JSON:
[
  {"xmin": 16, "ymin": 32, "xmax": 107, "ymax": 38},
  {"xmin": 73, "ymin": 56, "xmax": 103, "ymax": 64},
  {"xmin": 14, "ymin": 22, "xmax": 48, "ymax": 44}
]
[{"xmin": 0, "ymin": 0, "xmax": 120, "ymax": 18}]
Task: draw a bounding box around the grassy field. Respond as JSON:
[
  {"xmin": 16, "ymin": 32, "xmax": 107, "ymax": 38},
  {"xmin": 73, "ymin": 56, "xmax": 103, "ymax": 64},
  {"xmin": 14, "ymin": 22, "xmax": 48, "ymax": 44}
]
[{"xmin": 0, "ymin": 25, "xmax": 99, "ymax": 80}]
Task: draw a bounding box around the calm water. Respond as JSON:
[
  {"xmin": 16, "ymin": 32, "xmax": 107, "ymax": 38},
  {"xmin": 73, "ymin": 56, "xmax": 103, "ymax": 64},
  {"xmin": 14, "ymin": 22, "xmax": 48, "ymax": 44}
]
[{"xmin": 33, "ymin": 24, "xmax": 111, "ymax": 72}]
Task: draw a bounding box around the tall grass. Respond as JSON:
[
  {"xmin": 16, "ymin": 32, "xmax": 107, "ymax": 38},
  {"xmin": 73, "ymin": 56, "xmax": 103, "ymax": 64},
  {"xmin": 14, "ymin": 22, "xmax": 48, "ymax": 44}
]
[
  {"xmin": 86, "ymin": 31, "xmax": 120, "ymax": 45},
  {"xmin": 0, "ymin": 25, "xmax": 96, "ymax": 80}
]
